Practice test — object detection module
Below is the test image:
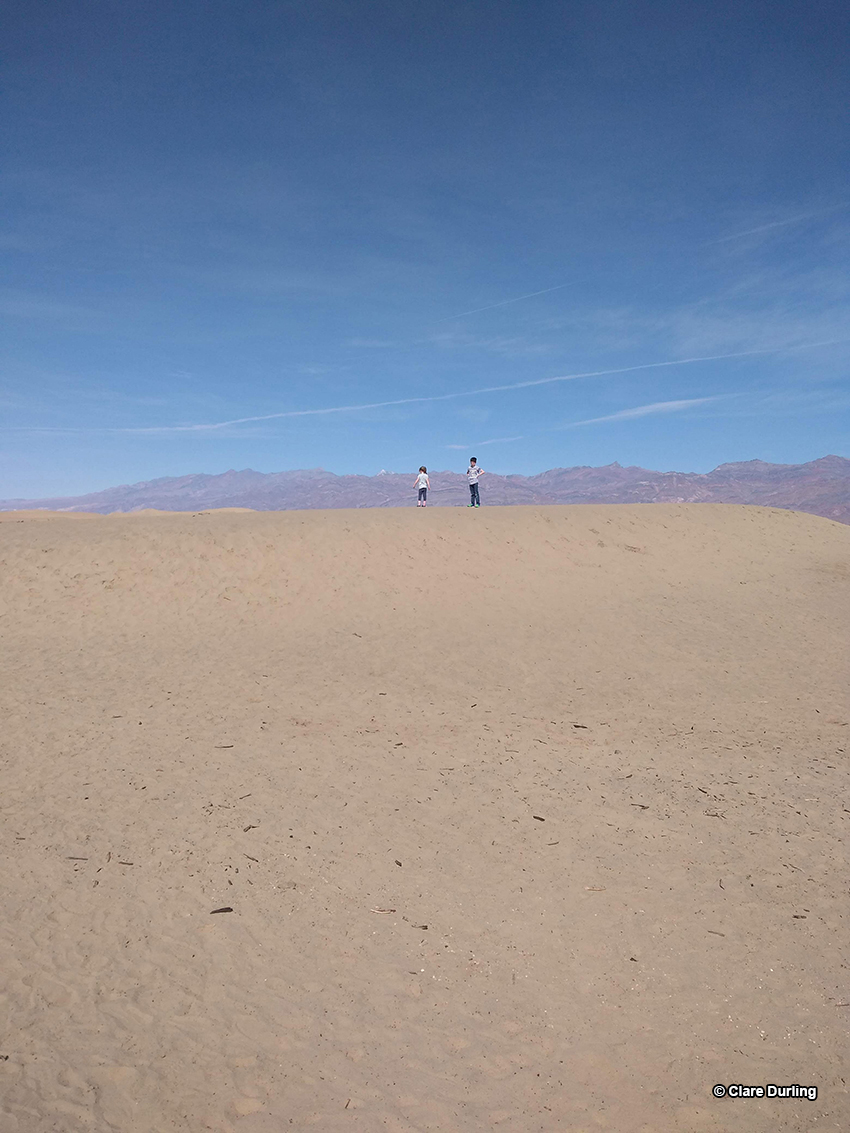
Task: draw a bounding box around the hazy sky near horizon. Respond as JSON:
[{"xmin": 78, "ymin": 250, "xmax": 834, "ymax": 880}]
[{"xmin": 2, "ymin": 0, "xmax": 849, "ymax": 497}]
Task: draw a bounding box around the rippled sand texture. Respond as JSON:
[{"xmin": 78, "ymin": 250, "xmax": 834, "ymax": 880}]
[{"xmin": 1, "ymin": 504, "xmax": 848, "ymax": 1133}]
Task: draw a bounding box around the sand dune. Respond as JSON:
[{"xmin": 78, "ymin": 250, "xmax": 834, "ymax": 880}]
[{"xmin": 1, "ymin": 504, "xmax": 848, "ymax": 1132}]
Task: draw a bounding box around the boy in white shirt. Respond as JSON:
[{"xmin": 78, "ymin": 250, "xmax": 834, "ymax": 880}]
[
  {"xmin": 467, "ymin": 457, "xmax": 483, "ymax": 507},
  {"xmin": 414, "ymin": 466, "xmax": 430, "ymax": 506}
]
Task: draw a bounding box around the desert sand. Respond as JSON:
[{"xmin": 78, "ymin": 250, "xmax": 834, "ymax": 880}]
[{"xmin": 1, "ymin": 503, "xmax": 847, "ymax": 1132}]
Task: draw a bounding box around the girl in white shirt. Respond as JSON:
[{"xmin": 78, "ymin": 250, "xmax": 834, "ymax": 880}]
[{"xmin": 414, "ymin": 466, "xmax": 430, "ymax": 506}]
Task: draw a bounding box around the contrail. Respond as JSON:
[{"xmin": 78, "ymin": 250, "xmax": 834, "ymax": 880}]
[
  {"xmin": 436, "ymin": 282, "xmax": 578, "ymax": 321},
  {"xmin": 121, "ymin": 338, "xmax": 845, "ymax": 434},
  {"xmin": 706, "ymin": 203, "xmax": 849, "ymax": 245}
]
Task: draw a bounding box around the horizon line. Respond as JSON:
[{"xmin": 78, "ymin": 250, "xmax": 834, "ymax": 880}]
[{"xmin": 2, "ymin": 452, "xmax": 847, "ymax": 505}]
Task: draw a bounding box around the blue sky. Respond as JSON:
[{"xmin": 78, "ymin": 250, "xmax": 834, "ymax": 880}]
[{"xmin": 2, "ymin": 0, "xmax": 849, "ymax": 498}]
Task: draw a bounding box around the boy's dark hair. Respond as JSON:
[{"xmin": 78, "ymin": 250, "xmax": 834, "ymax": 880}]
[
  {"xmin": 470, "ymin": 457, "xmax": 477, "ymax": 463},
  {"xmin": 420, "ymin": 466, "xmax": 427, "ymax": 472}
]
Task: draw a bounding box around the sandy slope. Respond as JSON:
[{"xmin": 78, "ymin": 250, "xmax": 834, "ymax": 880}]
[{"xmin": 1, "ymin": 503, "xmax": 847, "ymax": 1133}]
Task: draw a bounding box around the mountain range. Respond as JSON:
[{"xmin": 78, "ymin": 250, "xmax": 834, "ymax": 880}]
[{"xmin": 3, "ymin": 456, "xmax": 849, "ymax": 524}]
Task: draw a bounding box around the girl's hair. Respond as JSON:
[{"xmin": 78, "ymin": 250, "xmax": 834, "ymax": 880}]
[{"xmin": 419, "ymin": 466, "xmax": 427, "ymax": 472}]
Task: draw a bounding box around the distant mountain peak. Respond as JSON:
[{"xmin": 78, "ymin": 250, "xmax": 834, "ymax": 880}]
[{"xmin": 809, "ymin": 454, "xmax": 850, "ymax": 470}]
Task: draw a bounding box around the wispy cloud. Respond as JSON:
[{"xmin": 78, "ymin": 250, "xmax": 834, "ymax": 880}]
[
  {"xmin": 0, "ymin": 293, "xmax": 103, "ymax": 323},
  {"xmin": 445, "ymin": 397, "xmax": 721, "ymax": 447},
  {"xmin": 660, "ymin": 302, "xmax": 850, "ymax": 362},
  {"xmin": 437, "ymin": 282, "xmax": 579, "ymax": 321},
  {"xmin": 445, "ymin": 435, "xmax": 524, "ymax": 450},
  {"xmin": 545, "ymin": 269, "xmax": 850, "ymax": 362},
  {"xmin": 706, "ymin": 203, "xmax": 849, "ymax": 245},
  {"xmin": 426, "ymin": 329, "xmax": 554, "ymax": 356},
  {"xmin": 564, "ymin": 397, "xmax": 719, "ymax": 428}
]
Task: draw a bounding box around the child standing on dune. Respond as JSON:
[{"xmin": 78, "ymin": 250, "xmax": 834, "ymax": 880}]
[
  {"xmin": 414, "ymin": 466, "xmax": 430, "ymax": 506},
  {"xmin": 467, "ymin": 457, "xmax": 483, "ymax": 507}
]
